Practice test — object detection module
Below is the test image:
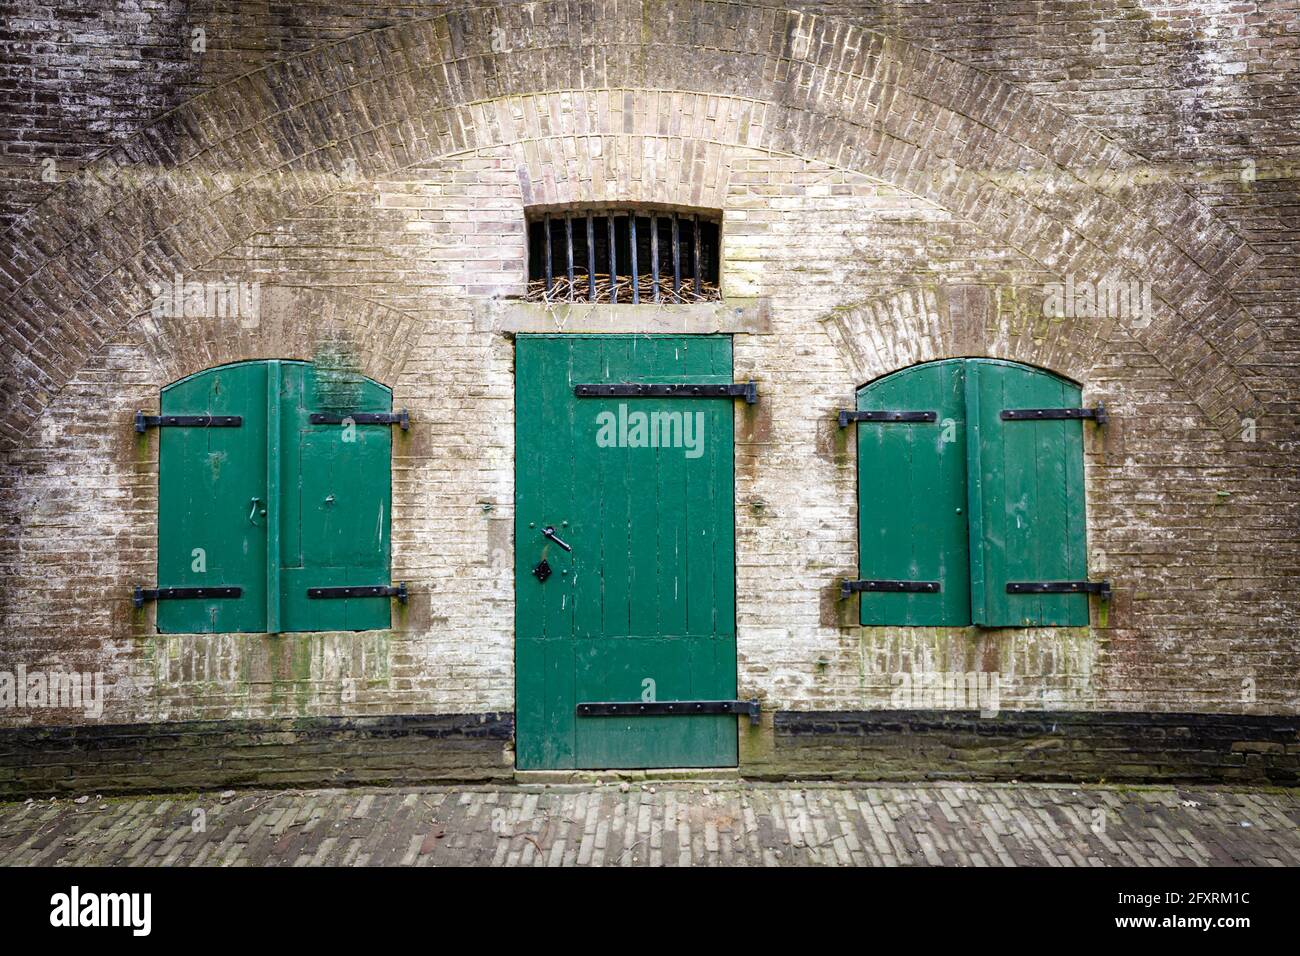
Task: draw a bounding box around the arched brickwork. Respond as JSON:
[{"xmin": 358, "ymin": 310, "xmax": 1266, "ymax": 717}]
[
  {"xmin": 129, "ymin": 285, "xmax": 421, "ymax": 391},
  {"xmin": 0, "ymin": 1, "xmax": 1265, "ymax": 453}
]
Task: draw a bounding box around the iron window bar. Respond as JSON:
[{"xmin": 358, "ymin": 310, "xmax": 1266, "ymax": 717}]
[{"xmin": 527, "ymin": 208, "xmax": 722, "ymax": 303}]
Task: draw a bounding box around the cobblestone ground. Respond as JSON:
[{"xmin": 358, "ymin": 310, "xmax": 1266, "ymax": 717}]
[{"xmin": 0, "ymin": 782, "xmax": 1297, "ymax": 866}]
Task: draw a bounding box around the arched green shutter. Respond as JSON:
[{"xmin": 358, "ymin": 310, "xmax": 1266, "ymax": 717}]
[
  {"xmin": 279, "ymin": 362, "xmax": 393, "ymax": 632},
  {"xmin": 156, "ymin": 360, "xmax": 394, "ymax": 634},
  {"xmin": 855, "ymin": 359, "xmax": 971, "ymax": 626},
  {"xmin": 964, "ymin": 360, "xmax": 1090, "ymax": 626},
  {"xmin": 157, "ymin": 362, "xmax": 269, "ymax": 633}
]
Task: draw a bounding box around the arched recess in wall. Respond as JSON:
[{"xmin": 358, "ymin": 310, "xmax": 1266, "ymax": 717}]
[
  {"xmin": 146, "ymin": 358, "xmax": 400, "ymax": 636},
  {"xmin": 0, "ymin": 2, "xmax": 1265, "ymax": 450},
  {"xmin": 847, "ymin": 356, "xmax": 1098, "ymax": 630},
  {"xmin": 128, "ymin": 284, "xmax": 423, "ymax": 391}
]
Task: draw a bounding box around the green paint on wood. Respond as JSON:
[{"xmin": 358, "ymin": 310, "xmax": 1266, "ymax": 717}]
[
  {"xmin": 515, "ymin": 335, "xmax": 738, "ymax": 770},
  {"xmin": 157, "ymin": 360, "xmax": 393, "ymax": 635},
  {"xmin": 279, "ymin": 362, "xmax": 392, "ymax": 632},
  {"xmin": 856, "ymin": 358, "xmax": 970, "ymax": 625},
  {"xmin": 856, "ymin": 359, "xmax": 1092, "ymax": 629},
  {"xmin": 966, "ymin": 360, "xmax": 1089, "ymax": 627},
  {"xmin": 159, "ymin": 361, "xmax": 270, "ymax": 633}
]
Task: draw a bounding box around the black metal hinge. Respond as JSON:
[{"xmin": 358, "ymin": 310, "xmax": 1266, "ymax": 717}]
[
  {"xmin": 574, "ymin": 382, "xmax": 758, "ymax": 404},
  {"xmin": 1001, "ymin": 404, "xmax": 1108, "ymax": 425},
  {"xmin": 838, "ymin": 410, "xmax": 937, "ymax": 427},
  {"xmin": 133, "ymin": 586, "xmax": 241, "ymax": 608},
  {"xmin": 576, "ymin": 699, "xmax": 761, "ymax": 726},
  {"xmin": 309, "ymin": 410, "xmax": 410, "ymax": 430},
  {"xmin": 1007, "ymin": 581, "xmax": 1111, "ymax": 599},
  {"xmin": 841, "ymin": 579, "xmax": 941, "ymax": 598},
  {"xmin": 135, "ymin": 412, "xmax": 241, "ymax": 432},
  {"xmin": 307, "ymin": 584, "xmax": 408, "ymax": 603}
]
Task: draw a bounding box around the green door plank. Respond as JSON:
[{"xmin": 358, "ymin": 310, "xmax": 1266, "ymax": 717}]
[
  {"xmin": 856, "ymin": 359, "xmax": 970, "ymax": 625},
  {"xmin": 266, "ymin": 360, "xmax": 283, "ymax": 634},
  {"xmin": 279, "ymin": 362, "xmax": 393, "ymax": 633},
  {"xmin": 515, "ymin": 335, "xmax": 738, "ymax": 770},
  {"xmin": 966, "ymin": 360, "xmax": 1090, "ymax": 627},
  {"xmin": 157, "ymin": 362, "xmax": 269, "ymax": 633}
]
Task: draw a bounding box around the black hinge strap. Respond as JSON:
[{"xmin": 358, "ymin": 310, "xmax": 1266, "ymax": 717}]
[
  {"xmin": 841, "ymin": 579, "xmax": 941, "ymax": 598},
  {"xmin": 1001, "ymin": 404, "xmax": 1108, "ymax": 425},
  {"xmin": 838, "ymin": 410, "xmax": 937, "ymax": 427},
  {"xmin": 576, "ymin": 699, "xmax": 761, "ymax": 725},
  {"xmin": 135, "ymin": 412, "xmax": 242, "ymax": 432},
  {"xmin": 309, "ymin": 410, "xmax": 410, "ymax": 430},
  {"xmin": 574, "ymin": 382, "xmax": 758, "ymax": 404},
  {"xmin": 307, "ymin": 584, "xmax": 408, "ymax": 603},
  {"xmin": 133, "ymin": 586, "xmax": 241, "ymax": 608},
  {"xmin": 1006, "ymin": 581, "xmax": 1111, "ymax": 599}
]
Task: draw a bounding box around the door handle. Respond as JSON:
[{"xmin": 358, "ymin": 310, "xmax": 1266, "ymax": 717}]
[
  {"xmin": 249, "ymin": 497, "xmax": 263, "ymax": 525},
  {"xmin": 541, "ymin": 526, "xmax": 572, "ymax": 552}
]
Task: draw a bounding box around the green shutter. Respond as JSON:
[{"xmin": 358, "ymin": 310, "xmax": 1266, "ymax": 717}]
[
  {"xmin": 855, "ymin": 359, "xmax": 970, "ymax": 626},
  {"xmin": 157, "ymin": 362, "xmax": 269, "ymax": 633},
  {"xmin": 278, "ymin": 362, "xmax": 393, "ymax": 632},
  {"xmin": 965, "ymin": 360, "xmax": 1090, "ymax": 627},
  {"xmin": 156, "ymin": 360, "xmax": 393, "ymax": 635}
]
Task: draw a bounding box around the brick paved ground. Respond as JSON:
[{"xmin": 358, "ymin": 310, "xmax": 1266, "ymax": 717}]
[{"xmin": 0, "ymin": 782, "xmax": 1296, "ymax": 867}]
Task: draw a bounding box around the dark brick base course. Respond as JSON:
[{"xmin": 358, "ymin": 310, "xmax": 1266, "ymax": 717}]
[
  {"xmin": 751, "ymin": 710, "xmax": 1300, "ymax": 785},
  {"xmin": 0, "ymin": 713, "xmax": 514, "ymax": 799},
  {"xmin": 3, "ymin": 710, "xmax": 1298, "ymax": 798}
]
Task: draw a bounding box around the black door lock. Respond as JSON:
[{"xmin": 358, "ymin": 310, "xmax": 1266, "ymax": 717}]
[{"xmin": 533, "ymin": 560, "xmax": 552, "ymax": 582}]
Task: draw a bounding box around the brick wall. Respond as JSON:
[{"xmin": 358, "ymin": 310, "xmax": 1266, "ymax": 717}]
[{"xmin": 0, "ymin": 2, "xmax": 1295, "ymax": 784}]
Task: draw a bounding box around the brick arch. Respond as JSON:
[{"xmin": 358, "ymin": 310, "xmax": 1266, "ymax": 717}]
[
  {"xmin": 507, "ymin": 133, "xmax": 735, "ymax": 211},
  {"xmin": 129, "ymin": 285, "xmax": 421, "ymax": 392},
  {"xmin": 818, "ymin": 283, "xmax": 1110, "ymax": 389},
  {"xmin": 0, "ymin": 1, "xmax": 1265, "ymax": 449}
]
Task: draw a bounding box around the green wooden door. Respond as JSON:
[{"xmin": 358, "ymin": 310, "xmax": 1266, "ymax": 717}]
[{"xmin": 515, "ymin": 335, "xmax": 738, "ymax": 770}]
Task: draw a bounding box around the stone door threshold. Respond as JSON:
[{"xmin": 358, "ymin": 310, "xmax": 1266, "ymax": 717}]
[{"xmin": 515, "ymin": 768, "xmax": 741, "ymax": 786}]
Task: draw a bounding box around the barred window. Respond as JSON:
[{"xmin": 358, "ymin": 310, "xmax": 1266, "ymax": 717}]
[{"xmin": 526, "ymin": 206, "xmax": 721, "ymax": 303}]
